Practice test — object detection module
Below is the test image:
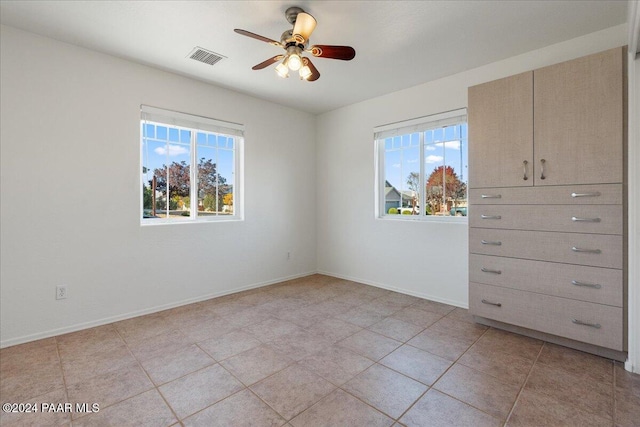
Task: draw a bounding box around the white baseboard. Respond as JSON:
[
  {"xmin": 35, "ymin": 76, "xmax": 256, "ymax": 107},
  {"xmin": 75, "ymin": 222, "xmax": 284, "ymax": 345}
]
[
  {"xmin": 625, "ymin": 360, "xmax": 635, "ymax": 373},
  {"xmin": 316, "ymin": 269, "xmax": 468, "ymax": 309},
  {"xmin": 1, "ymin": 270, "xmax": 467, "ymax": 349},
  {"xmin": 0, "ymin": 271, "xmax": 317, "ymax": 349}
]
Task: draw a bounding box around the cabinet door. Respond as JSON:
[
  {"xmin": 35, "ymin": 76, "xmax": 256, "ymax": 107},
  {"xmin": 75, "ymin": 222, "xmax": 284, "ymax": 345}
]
[
  {"xmin": 468, "ymin": 72, "xmax": 533, "ymax": 188},
  {"xmin": 534, "ymin": 47, "xmax": 624, "ymax": 185}
]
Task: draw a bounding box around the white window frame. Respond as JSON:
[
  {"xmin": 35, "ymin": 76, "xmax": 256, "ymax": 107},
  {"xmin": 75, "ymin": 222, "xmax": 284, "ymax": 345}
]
[
  {"xmin": 374, "ymin": 108, "xmax": 468, "ymax": 222},
  {"xmin": 140, "ymin": 105, "xmax": 244, "ymax": 225}
]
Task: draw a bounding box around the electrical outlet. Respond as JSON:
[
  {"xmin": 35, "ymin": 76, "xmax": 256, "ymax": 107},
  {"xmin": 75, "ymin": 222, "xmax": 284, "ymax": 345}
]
[{"xmin": 56, "ymin": 285, "xmax": 67, "ymax": 300}]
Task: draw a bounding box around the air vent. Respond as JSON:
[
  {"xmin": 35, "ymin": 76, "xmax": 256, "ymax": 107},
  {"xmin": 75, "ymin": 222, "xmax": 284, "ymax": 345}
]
[{"xmin": 188, "ymin": 47, "xmax": 226, "ymax": 66}]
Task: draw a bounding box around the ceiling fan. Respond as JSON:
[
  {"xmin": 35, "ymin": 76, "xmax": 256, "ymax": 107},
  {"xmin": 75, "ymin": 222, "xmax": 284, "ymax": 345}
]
[{"xmin": 234, "ymin": 6, "xmax": 356, "ymax": 82}]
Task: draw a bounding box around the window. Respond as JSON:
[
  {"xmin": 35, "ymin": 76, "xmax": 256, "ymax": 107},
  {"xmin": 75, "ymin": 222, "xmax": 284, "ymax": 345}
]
[
  {"xmin": 140, "ymin": 106, "xmax": 243, "ymax": 224},
  {"xmin": 375, "ymin": 109, "xmax": 467, "ymax": 219}
]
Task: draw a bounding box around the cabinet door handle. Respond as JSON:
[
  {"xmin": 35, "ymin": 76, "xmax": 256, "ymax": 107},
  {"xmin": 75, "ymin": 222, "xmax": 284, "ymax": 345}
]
[
  {"xmin": 572, "ymin": 319, "xmax": 601, "ymax": 329},
  {"xmin": 571, "ymin": 192, "xmax": 601, "ymax": 198},
  {"xmin": 481, "ymin": 267, "xmax": 502, "ymax": 274},
  {"xmin": 571, "ymin": 246, "xmax": 601, "ymax": 254},
  {"xmin": 481, "ymin": 215, "xmax": 502, "ymax": 220},
  {"xmin": 571, "ymin": 217, "xmax": 601, "ymax": 223},
  {"xmin": 540, "ymin": 159, "xmax": 546, "ymax": 180},
  {"xmin": 481, "ymin": 194, "xmax": 502, "ymax": 199},
  {"xmin": 523, "ymin": 160, "xmax": 529, "ymax": 181},
  {"xmin": 571, "ymin": 280, "xmax": 602, "ymax": 289},
  {"xmin": 481, "ymin": 240, "xmax": 502, "ymax": 246},
  {"xmin": 481, "ymin": 299, "xmax": 502, "ymax": 307}
]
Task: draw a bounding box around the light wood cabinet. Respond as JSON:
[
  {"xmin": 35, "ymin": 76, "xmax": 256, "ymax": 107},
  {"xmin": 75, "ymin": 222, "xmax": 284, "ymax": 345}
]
[
  {"xmin": 468, "ymin": 184, "xmax": 623, "ymax": 205},
  {"xmin": 534, "ymin": 48, "xmax": 624, "ymax": 185},
  {"xmin": 469, "ymin": 48, "xmax": 624, "ymax": 189},
  {"xmin": 469, "ymin": 255, "xmax": 623, "ymax": 307},
  {"xmin": 469, "ymin": 228, "xmax": 623, "ymax": 269},
  {"xmin": 470, "ymin": 205, "xmax": 623, "ymax": 235},
  {"xmin": 468, "ymin": 72, "xmax": 533, "ymax": 188},
  {"xmin": 467, "ymin": 47, "xmax": 626, "ymax": 358},
  {"xmin": 470, "ymin": 283, "xmax": 623, "ymax": 351}
]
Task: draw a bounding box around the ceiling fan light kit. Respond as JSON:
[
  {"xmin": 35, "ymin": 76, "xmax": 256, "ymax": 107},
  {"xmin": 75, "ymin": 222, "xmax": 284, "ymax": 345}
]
[
  {"xmin": 234, "ymin": 6, "xmax": 356, "ymax": 82},
  {"xmin": 299, "ymin": 64, "xmax": 312, "ymax": 80},
  {"xmin": 292, "ymin": 11, "xmax": 317, "ymax": 43},
  {"xmin": 275, "ymin": 62, "xmax": 289, "ymax": 78}
]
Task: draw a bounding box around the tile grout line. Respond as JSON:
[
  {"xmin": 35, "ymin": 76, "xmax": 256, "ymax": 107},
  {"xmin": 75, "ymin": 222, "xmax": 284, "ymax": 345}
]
[
  {"xmin": 52, "ymin": 337, "xmax": 72, "ymax": 425},
  {"xmin": 502, "ymin": 339, "xmax": 546, "ymax": 426},
  {"xmin": 393, "ymin": 324, "xmax": 494, "ymax": 423},
  {"xmin": 387, "ymin": 385, "xmax": 432, "ymax": 424},
  {"xmin": 209, "ymin": 344, "xmax": 307, "ymax": 423},
  {"xmin": 0, "ymin": 278, "xmax": 326, "ymax": 424},
  {"xmin": 177, "ymin": 387, "xmax": 252, "ymax": 424},
  {"xmin": 291, "ymin": 322, "xmax": 423, "ymax": 423},
  {"xmin": 334, "ymin": 370, "xmax": 408, "ymax": 423},
  {"xmin": 611, "ymin": 361, "xmax": 616, "ymax": 426},
  {"xmin": 56, "ymin": 327, "xmax": 153, "ymax": 421},
  {"xmin": 176, "ymin": 317, "xmax": 286, "ymax": 422},
  {"xmin": 508, "ymin": 343, "xmax": 619, "ymax": 424},
  {"xmin": 190, "ymin": 296, "xmax": 367, "ymax": 423},
  {"xmin": 112, "ymin": 325, "xmax": 182, "ymax": 426},
  {"xmin": 142, "ymin": 348, "xmax": 217, "ymax": 388},
  {"xmin": 13, "ymin": 278, "xmax": 622, "ymax": 426},
  {"xmin": 324, "ymin": 318, "xmax": 492, "ymax": 425},
  {"xmin": 243, "ymin": 385, "xmax": 295, "ymax": 424},
  {"xmin": 362, "ymin": 312, "xmax": 443, "ymax": 343}
]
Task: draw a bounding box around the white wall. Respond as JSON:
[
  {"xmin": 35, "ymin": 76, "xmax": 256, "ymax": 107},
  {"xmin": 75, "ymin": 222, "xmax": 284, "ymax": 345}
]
[
  {"xmin": 316, "ymin": 24, "xmax": 628, "ymax": 308},
  {"xmin": 0, "ymin": 25, "xmax": 317, "ymax": 347},
  {"xmin": 627, "ymin": 52, "xmax": 640, "ymax": 372},
  {"xmin": 1, "ymin": 22, "xmax": 635, "ymax": 353}
]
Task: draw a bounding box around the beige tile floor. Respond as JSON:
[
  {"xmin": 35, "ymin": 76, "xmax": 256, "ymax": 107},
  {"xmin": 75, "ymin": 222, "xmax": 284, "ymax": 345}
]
[{"xmin": 1, "ymin": 274, "xmax": 639, "ymax": 426}]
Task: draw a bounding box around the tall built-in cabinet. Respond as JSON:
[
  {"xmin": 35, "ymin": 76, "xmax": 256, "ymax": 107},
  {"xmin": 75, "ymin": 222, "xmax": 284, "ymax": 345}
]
[{"xmin": 468, "ymin": 47, "xmax": 626, "ymax": 359}]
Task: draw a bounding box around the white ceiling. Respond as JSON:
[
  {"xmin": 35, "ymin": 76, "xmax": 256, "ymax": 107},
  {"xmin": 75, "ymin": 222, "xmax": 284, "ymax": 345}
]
[{"xmin": 0, "ymin": 1, "xmax": 628, "ymax": 114}]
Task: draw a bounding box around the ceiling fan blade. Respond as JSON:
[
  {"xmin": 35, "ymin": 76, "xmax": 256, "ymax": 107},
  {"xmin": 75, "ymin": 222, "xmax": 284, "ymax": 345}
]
[
  {"xmin": 302, "ymin": 57, "xmax": 320, "ymax": 81},
  {"xmin": 252, "ymin": 55, "xmax": 284, "ymax": 70},
  {"xmin": 234, "ymin": 29, "xmax": 282, "ymax": 47},
  {"xmin": 310, "ymin": 45, "xmax": 356, "ymax": 61},
  {"xmin": 292, "ymin": 12, "xmax": 317, "ymax": 43}
]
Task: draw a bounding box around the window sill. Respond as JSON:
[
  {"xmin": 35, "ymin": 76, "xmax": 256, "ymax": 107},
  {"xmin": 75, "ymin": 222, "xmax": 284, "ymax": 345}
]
[
  {"xmin": 377, "ymin": 215, "xmax": 468, "ymax": 224},
  {"xmin": 141, "ymin": 216, "xmax": 243, "ymax": 226}
]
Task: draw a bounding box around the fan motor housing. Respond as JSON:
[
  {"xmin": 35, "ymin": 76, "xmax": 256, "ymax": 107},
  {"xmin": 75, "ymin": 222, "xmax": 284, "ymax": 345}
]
[
  {"xmin": 285, "ymin": 6, "xmax": 305, "ymax": 24},
  {"xmin": 280, "ymin": 30, "xmax": 306, "ymax": 49}
]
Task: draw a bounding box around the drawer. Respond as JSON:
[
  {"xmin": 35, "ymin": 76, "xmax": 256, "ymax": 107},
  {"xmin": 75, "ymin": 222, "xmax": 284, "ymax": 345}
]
[
  {"xmin": 470, "ymin": 254, "xmax": 623, "ymax": 306},
  {"xmin": 469, "ymin": 184, "xmax": 622, "ymax": 205},
  {"xmin": 469, "ymin": 205, "xmax": 622, "ymax": 235},
  {"xmin": 469, "ymin": 228, "xmax": 622, "ymax": 269},
  {"xmin": 469, "ymin": 282, "xmax": 623, "ymax": 350}
]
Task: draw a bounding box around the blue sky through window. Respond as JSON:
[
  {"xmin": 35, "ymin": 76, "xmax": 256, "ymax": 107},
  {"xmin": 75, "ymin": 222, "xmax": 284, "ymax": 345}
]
[
  {"xmin": 384, "ymin": 123, "xmax": 468, "ymax": 192},
  {"xmin": 142, "ymin": 122, "xmax": 235, "ymax": 190}
]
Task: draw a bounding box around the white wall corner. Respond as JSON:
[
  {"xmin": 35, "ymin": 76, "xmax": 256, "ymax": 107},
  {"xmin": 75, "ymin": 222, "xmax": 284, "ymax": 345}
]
[
  {"xmin": 629, "ymin": 0, "xmax": 639, "ymax": 55},
  {"xmin": 626, "ymin": 41, "xmax": 640, "ymax": 373}
]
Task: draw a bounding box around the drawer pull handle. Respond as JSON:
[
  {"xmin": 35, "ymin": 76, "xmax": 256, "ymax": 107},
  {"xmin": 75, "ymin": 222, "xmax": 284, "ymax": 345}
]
[
  {"xmin": 481, "ymin": 267, "xmax": 502, "ymax": 274},
  {"xmin": 523, "ymin": 160, "xmax": 529, "ymax": 181},
  {"xmin": 540, "ymin": 159, "xmax": 546, "ymax": 180},
  {"xmin": 572, "ymin": 319, "xmax": 601, "ymax": 329},
  {"xmin": 481, "ymin": 194, "xmax": 502, "ymax": 199},
  {"xmin": 481, "ymin": 240, "xmax": 502, "ymax": 246},
  {"xmin": 571, "ymin": 246, "xmax": 601, "ymax": 254},
  {"xmin": 571, "ymin": 217, "xmax": 601, "ymax": 223},
  {"xmin": 571, "ymin": 192, "xmax": 601, "ymax": 198},
  {"xmin": 481, "ymin": 299, "xmax": 502, "ymax": 307},
  {"xmin": 481, "ymin": 215, "xmax": 502, "ymax": 220},
  {"xmin": 571, "ymin": 280, "xmax": 602, "ymax": 289}
]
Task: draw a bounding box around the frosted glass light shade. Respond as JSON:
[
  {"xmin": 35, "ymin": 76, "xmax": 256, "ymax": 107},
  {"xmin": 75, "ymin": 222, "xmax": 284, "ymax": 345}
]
[
  {"xmin": 288, "ymin": 54, "xmax": 302, "ymax": 71},
  {"xmin": 293, "ymin": 12, "xmax": 317, "ymax": 42},
  {"xmin": 299, "ymin": 65, "xmax": 312, "ymax": 80},
  {"xmin": 275, "ymin": 63, "xmax": 289, "ymax": 78}
]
